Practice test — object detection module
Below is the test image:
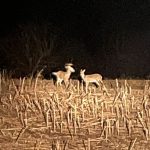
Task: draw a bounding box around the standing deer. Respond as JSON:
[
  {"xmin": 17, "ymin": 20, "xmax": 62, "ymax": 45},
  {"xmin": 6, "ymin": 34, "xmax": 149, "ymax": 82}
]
[
  {"xmin": 80, "ymin": 69, "xmax": 103, "ymax": 92},
  {"xmin": 52, "ymin": 63, "xmax": 75, "ymax": 88}
]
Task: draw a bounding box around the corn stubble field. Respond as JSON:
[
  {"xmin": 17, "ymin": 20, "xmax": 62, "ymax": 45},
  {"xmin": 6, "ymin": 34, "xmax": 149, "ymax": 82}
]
[{"xmin": 0, "ymin": 73, "xmax": 150, "ymax": 150}]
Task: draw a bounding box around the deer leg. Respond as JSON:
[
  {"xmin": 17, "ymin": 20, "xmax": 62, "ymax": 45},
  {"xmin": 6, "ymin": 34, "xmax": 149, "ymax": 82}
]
[
  {"xmin": 64, "ymin": 80, "xmax": 68, "ymax": 88},
  {"xmin": 56, "ymin": 80, "xmax": 60, "ymax": 87},
  {"xmin": 99, "ymin": 80, "xmax": 104, "ymax": 90},
  {"xmin": 56, "ymin": 78, "xmax": 62, "ymax": 87},
  {"xmin": 85, "ymin": 83, "xmax": 89, "ymax": 93},
  {"xmin": 95, "ymin": 81, "xmax": 100, "ymax": 87}
]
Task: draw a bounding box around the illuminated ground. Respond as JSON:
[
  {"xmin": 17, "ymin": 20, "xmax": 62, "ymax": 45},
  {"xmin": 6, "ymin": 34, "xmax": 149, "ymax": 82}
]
[{"xmin": 0, "ymin": 78, "xmax": 150, "ymax": 149}]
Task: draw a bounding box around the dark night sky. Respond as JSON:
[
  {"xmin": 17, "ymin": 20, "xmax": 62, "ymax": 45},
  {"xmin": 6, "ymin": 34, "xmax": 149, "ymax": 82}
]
[
  {"xmin": 0, "ymin": 0, "xmax": 150, "ymax": 78},
  {"xmin": 1, "ymin": 1, "xmax": 149, "ymax": 33}
]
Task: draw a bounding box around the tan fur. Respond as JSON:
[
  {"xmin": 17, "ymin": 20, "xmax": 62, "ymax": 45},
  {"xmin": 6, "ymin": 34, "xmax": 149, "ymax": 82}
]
[
  {"xmin": 80, "ymin": 69, "xmax": 103, "ymax": 87},
  {"xmin": 52, "ymin": 65, "xmax": 75, "ymax": 87}
]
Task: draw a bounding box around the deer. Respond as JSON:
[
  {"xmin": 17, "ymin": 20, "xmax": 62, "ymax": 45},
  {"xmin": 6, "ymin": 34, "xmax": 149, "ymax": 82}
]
[
  {"xmin": 80, "ymin": 69, "xmax": 103, "ymax": 92},
  {"xmin": 52, "ymin": 63, "xmax": 75, "ymax": 88}
]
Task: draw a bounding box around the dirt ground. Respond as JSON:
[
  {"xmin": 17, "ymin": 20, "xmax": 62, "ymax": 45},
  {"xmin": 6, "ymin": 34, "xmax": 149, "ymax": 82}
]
[{"xmin": 0, "ymin": 78, "xmax": 150, "ymax": 150}]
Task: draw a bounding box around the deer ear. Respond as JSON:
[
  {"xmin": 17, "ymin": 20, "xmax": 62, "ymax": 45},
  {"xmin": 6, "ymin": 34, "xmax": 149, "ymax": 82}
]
[{"xmin": 83, "ymin": 69, "xmax": 86, "ymax": 72}]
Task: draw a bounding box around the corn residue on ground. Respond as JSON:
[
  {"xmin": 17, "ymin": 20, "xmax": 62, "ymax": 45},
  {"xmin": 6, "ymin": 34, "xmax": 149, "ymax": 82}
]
[{"xmin": 0, "ymin": 77, "xmax": 150, "ymax": 150}]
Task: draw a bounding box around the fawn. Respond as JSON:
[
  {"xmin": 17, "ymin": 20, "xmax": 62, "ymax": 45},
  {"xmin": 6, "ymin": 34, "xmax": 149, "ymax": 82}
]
[
  {"xmin": 52, "ymin": 63, "xmax": 75, "ymax": 87},
  {"xmin": 80, "ymin": 69, "xmax": 103, "ymax": 91}
]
